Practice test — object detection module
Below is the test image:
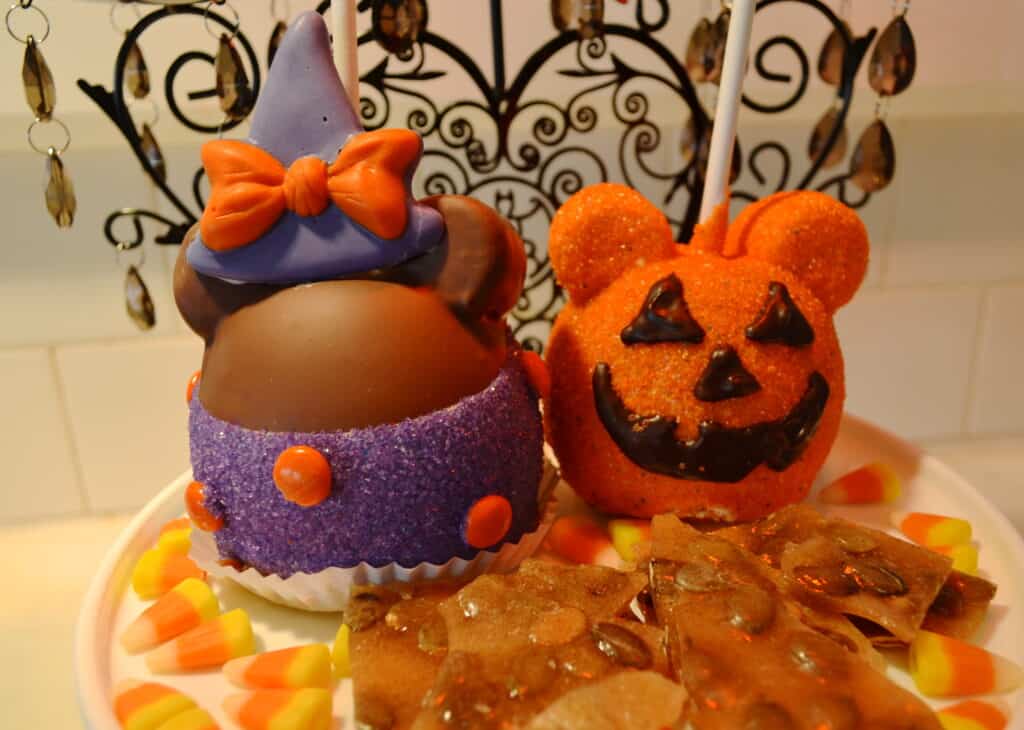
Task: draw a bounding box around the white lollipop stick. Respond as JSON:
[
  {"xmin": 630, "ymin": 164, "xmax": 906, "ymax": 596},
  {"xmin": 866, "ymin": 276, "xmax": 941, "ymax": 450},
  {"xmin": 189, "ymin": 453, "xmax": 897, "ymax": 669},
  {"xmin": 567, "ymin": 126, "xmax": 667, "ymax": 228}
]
[
  {"xmin": 698, "ymin": 0, "xmax": 756, "ymax": 223},
  {"xmin": 331, "ymin": 0, "xmax": 360, "ymax": 109}
]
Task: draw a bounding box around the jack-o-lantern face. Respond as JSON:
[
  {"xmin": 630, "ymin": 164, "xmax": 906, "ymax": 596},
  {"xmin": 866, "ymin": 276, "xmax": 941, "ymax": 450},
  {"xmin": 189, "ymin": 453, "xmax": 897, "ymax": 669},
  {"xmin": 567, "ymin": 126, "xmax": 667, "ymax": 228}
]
[{"xmin": 545, "ymin": 185, "xmax": 868, "ymax": 522}]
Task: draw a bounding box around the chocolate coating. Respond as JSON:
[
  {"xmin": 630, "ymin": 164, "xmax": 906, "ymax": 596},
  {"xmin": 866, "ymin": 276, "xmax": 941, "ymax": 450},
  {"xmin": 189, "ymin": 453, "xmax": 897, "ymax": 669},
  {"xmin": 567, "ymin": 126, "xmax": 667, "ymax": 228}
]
[
  {"xmin": 420, "ymin": 194, "xmax": 526, "ymax": 323},
  {"xmin": 198, "ymin": 279, "xmax": 505, "ymax": 432},
  {"xmin": 174, "ymin": 227, "xmax": 284, "ymax": 341},
  {"xmin": 746, "ymin": 281, "xmax": 815, "ymax": 346},
  {"xmin": 174, "ymin": 190, "xmax": 534, "ymax": 432},
  {"xmin": 592, "ymin": 363, "xmax": 829, "ymax": 483},
  {"xmin": 620, "ymin": 274, "xmax": 705, "ymax": 345}
]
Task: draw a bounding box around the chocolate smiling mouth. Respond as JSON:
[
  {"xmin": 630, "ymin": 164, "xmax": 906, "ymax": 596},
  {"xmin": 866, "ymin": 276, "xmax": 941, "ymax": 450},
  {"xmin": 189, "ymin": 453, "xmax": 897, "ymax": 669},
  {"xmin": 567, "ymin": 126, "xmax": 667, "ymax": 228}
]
[{"xmin": 592, "ymin": 363, "xmax": 830, "ymax": 483}]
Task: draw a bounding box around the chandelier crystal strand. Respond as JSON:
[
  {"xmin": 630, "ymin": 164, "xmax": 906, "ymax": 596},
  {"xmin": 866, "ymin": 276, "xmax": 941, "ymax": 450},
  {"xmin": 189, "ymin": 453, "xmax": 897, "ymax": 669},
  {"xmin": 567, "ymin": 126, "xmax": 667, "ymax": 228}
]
[
  {"xmin": 850, "ymin": 0, "xmax": 914, "ymax": 193},
  {"xmin": 208, "ymin": 0, "xmax": 252, "ymax": 126},
  {"xmin": 110, "ymin": 0, "xmax": 163, "ymax": 330},
  {"xmin": 808, "ymin": 0, "xmax": 851, "ymax": 169},
  {"xmin": 267, "ymin": 0, "xmax": 290, "ymax": 67},
  {"xmin": 8, "ymin": 0, "xmax": 76, "ymax": 228}
]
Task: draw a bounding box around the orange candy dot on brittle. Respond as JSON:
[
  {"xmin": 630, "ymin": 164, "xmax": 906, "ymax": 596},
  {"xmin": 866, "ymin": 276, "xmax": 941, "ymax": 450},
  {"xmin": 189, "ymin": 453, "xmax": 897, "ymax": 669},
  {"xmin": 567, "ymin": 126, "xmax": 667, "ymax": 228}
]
[
  {"xmin": 185, "ymin": 481, "xmax": 223, "ymax": 532},
  {"xmin": 548, "ymin": 183, "xmax": 675, "ymax": 304},
  {"xmin": 273, "ymin": 446, "xmax": 332, "ymax": 507}
]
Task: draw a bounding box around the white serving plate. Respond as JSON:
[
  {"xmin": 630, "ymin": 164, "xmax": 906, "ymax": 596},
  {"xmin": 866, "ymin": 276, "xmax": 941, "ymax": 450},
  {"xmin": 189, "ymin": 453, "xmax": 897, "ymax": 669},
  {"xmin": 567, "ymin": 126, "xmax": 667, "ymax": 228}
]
[{"xmin": 76, "ymin": 414, "xmax": 1024, "ymax": 730}]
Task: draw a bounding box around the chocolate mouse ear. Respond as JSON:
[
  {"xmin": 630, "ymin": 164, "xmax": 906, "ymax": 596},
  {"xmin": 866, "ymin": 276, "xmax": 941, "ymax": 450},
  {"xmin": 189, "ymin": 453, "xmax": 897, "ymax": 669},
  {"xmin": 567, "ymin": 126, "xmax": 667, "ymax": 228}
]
[
  {"xmin": 421, "ymin": 195, "xmax": 526, "ymax": 322},
  {"xmin": 173, "ymin": 226, "xmax": 281, "ymax": 341}
]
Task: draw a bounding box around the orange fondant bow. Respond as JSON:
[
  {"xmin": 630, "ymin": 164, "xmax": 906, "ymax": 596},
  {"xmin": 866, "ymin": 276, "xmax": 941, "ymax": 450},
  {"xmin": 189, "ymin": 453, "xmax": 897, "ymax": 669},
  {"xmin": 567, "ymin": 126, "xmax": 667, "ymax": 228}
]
[{"xmin": 199, "ymin": 129, "xmax": 421, "ymax": 251}]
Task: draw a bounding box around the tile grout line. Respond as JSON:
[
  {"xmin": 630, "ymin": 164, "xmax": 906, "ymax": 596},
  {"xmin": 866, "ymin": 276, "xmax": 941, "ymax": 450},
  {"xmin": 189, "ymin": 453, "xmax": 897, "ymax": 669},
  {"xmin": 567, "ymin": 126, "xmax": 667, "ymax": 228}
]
[
  {"xmin": 959, "ymin": 286, "xmax": 992, "ymax": 436},
  {"xmin": 47, "ymin": 346, "xmax": 92, "ymax": 516}
]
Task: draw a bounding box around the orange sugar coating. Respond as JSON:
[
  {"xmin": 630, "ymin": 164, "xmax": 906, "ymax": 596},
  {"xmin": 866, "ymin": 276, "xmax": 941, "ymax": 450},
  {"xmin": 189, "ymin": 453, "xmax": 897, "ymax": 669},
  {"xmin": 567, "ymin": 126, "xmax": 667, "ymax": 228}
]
[
  {"xmin": 688, "ymin": 199, "xmax": 729, "ymax": 254},
  {"xmin": 545, "ymin": 251, "xmax": 845, "ymax": 522},
  {"xmin": 724, "ymin": 190, "xmax": 869, "ymax": 312},
  {"xmin": 548, "ymin": 183, "xmax": 675, "ymax": 304}
]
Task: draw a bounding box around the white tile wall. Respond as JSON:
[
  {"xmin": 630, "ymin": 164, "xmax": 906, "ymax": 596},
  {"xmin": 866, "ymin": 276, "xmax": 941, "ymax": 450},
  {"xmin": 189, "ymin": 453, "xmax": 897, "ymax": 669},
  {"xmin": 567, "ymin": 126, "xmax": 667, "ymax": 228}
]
[
  {"xmin": 968, "ymin": 285, "xmax": 1024, "ymax": 436},
  {"xmin": 0, "ymin": 348, "xmax": 83, "ymax": 522},
  {"xmin": 0, "ymin": 148, "xmax": 181, "ymax": 348},
  {"xmin": 55, "ymin": 336, "xmax": 202, "ymax": 514},
  {"xmin": 836, "ymin": 287, "xmax": 984, "ymax": 441},
  {"xmin": 887, "ymin": 239, "xmax": 1024, "ymax": 287}
]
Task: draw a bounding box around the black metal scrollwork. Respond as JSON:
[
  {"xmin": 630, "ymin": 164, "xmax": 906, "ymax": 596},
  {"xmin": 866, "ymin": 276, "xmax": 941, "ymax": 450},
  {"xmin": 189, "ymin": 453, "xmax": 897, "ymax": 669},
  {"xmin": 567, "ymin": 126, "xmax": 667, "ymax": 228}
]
[
  {"xmin": 78, "ymin": 3, "xmax": 261, "ymax": 251},
  {"xmin": 81, "ymin": 0, "xmax": 878, "ymax": 348}
]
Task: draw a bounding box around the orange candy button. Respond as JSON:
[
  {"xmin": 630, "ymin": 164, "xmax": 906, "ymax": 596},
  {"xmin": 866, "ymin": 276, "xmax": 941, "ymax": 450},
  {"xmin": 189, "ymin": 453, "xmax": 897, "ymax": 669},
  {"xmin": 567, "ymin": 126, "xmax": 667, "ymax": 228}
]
[
  {"xmin": 464, "ymin": 495, "xmax": 513, "ymax": 549},
  {"xmin": 519, "ymin": 350, "xmax": 551, "ymax": 401},
  {"xmin": 185, "ymin": 481, "xmax": 223, "ymax": 532},
  {"xmin": 273, "ymin": 446, "xmax": 332, "ymax": 507},
  {"xmin": 185, "ymin": 370, "xmax": 201, "ymax": 404}
]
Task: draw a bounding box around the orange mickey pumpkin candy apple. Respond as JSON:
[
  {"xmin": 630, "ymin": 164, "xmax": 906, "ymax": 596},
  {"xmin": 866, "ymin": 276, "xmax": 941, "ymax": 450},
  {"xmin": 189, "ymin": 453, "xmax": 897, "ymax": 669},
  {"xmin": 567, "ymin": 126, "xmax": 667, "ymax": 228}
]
[{"xmin": 544, "ymin": 184, "xmax": 869, "ymax": 522}]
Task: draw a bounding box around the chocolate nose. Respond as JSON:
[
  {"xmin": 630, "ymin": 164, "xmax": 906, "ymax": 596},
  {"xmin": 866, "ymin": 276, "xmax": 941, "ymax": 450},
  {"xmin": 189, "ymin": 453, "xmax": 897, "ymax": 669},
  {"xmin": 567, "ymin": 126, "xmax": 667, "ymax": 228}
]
[{"xmin": 694, "ymin": 346, "xmax": 761, "ymax": 402}]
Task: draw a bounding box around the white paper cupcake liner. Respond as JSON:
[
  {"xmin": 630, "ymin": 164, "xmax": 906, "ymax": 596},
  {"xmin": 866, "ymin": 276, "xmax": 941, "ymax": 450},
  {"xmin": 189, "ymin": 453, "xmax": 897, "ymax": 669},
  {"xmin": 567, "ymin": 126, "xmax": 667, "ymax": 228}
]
[{"xmin": 190, "ymin": 460, "xmax": 560, "ymax": 611}]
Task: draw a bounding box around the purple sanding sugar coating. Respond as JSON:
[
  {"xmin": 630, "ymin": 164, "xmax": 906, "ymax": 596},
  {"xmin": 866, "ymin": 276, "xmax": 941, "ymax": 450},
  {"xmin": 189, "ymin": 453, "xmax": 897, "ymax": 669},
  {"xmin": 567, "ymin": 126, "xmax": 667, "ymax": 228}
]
[{"xmin": 189, "ymin": 351, "xmax": 543, "ymax": 576}]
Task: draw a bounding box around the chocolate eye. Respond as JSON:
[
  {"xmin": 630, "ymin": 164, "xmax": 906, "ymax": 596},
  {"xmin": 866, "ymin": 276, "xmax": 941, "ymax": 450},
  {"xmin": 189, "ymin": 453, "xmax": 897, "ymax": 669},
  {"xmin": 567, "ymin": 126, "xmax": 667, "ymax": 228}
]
[
  {"xmin": 621, "ymin": 273, "xmax": 705, "ymax": 345},
  {"xmin": 745, "ymin": 282, "xmax": 814, "ymax": 346}
]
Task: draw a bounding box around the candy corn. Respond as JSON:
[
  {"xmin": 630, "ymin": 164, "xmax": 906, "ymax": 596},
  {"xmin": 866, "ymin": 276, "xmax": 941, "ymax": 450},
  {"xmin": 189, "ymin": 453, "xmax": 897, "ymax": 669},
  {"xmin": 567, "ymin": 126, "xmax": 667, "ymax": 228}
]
[
  {"xmin": 546, "ymin": 515, "xmax": 619, "ymax": 567},
  {"xmin": 113, "ymin": 680, "xmax": 197, "ymax": 730},
  {"xmin": 223, "ymin": 688, "xmax": 332, "ymax": 730},
  {"xmin": 909, "ymin": 630, "xmax": 1023, "ymax": 697},
  {"xmin": 224, "ymin": 644, "xmax": 332, "ymax": 690},
  {"xmin": 893, "ymin": 511, "xmax": 972, "ymax": 548},
  {"xmin": 154, "ymin": 707, "xmax": 219, "ymax": 730},
  {"xmin": 146, "ymin": 608, "xmax": 254, "ymax": 673},
  {"xmin": 160, "ymin": 517, "xmax": 191, "ymax": 535},
  {"xmin": 818, "ymin": 462, "xmax": 901, "ymax": 505},
  {"xmin": 157, "ymin": 526, "xmax": 192, "ymax": 557},
  {"xmin": 937, "ymin": 700, "xmax": 1008, "ymax": 730},
  {"xmin": 332, "ymin": 623, "xmax": 350, "ymax": 680},
  {"xmin": 608, "ymin": 519, "xmax": 651, "ymax": 563},
  {"xmin": 121, "ymin": 578, "xmax": 220, "ymax": 654},
  {"xmin": 132, "ymin": 547, "xmax": 206, "ymax": 600},
  {"xmin": 933, "ymin": 543, "xmax": 980, "ymax": 576}
]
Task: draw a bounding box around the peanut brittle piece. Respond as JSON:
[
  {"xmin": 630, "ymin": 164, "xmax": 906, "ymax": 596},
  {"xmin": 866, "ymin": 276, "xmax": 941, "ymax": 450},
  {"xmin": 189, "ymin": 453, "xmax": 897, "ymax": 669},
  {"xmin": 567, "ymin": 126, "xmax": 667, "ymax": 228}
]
[
  {"xmin": 524, "ymin": 671, "xmax": 686, "ymax": 730},
  {"xmin": 719, "ymin": 504, "xmax": 952, "ymax": 643},
  {"xmin": 922, "ymin": 569, "xmax": 998, "ymax": 641},
  {"xmin": 651, "ymin": 514, "xmax": 941, "ymax": 730},
  {"xmin": 411, "ymin": 560, "xmax": 674, "ymax": 729},
  {"xmin": 346, "ymin": 583, "xmax": 461, "ymax": 730},
  {"xmin": 515, "ymin": 559, "xmax": 649, "ymax": 620}
]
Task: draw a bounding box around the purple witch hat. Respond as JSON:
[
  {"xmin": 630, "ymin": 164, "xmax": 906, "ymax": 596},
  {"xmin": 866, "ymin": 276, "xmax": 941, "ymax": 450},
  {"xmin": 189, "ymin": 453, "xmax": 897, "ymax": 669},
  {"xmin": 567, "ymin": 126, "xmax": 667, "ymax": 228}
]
[{"xmin": 187, "ymin": 11, "xmax": 444, "ymax": 285}]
